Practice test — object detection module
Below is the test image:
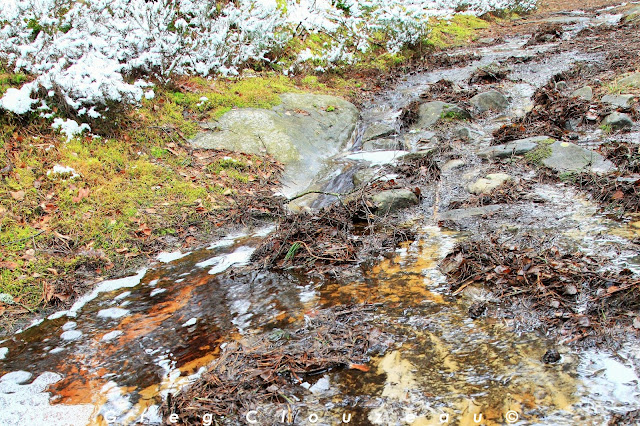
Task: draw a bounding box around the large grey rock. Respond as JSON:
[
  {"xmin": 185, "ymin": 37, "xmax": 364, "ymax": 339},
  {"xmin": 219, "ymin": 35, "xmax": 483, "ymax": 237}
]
[
  {"xmin": 571, "ymin": 86, "xmax": 593, "ymax": 101},
  {"xmin": 413, "ymin": 101, "xmax": 471, "ymax": 129},
  {"xmin": 541, "ymin": 141, "xmax": 615, "ymax": 173},
  {"xmin": 619, "ymin": 72, "xmax": 640, "ymax": 88},
  {"xmin": 601, "ymin": 94, "xmax": 635, "ymax": 109},
  {"xmin": 470, "ymin": 90, "xmax": 509, "ymax": 113},
  {"xmin": 602, "ymin": 112, "xmax": 633, "ymax": 130},
  {"xmin": 190, "ymin": 92, "xmax": 359, "ymax": 196},
  {"xmin": 363, "ymin": 123, "xmax": 395, "ymax": 141},
  {"xmin": 468, "ymin": 173, "xmax": 512, "ymax": 195},
  {"xmin": 372, "ymin": 189, "xmax": 419, "ymax": 215},
  {"xmin": 478, "ymin": 136, "xmax": 554, "ymax": 158}
]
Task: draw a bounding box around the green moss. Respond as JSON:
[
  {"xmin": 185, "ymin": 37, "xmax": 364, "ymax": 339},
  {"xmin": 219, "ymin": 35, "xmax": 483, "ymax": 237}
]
[
  {"xmin": 425, "ymin": 14, "xmax": 489, "ymax": 49},
  {"xmin": 525, "ymin": 145, "xmax": 553, "ymax": 165},
  {"xmin": 0, "ymin": 69, "xmax": 30, "ymax": 97},
  {"xmin": 441, "ymin": 110, "xmax": 467, "ymax": 121}
]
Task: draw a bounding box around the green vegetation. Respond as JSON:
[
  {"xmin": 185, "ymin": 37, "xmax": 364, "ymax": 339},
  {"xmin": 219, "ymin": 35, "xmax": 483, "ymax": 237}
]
[
  {"xmin": 600, "ymin": 124, "xmax": 613, "ymax": 134},
  {"xmin": 525, "ymin": 145, "xmax": 553, "ymax": 165},
  {"xmin": 425, "ymin": 14, "xmax": 489, "ymax": 49},
  {"xmin": 0, "ymin": 70, "xmax": 29, "ymax": 97},
  {"xmin": 441, "ymin": 110, "xmax": 468, "ymax": 121}
]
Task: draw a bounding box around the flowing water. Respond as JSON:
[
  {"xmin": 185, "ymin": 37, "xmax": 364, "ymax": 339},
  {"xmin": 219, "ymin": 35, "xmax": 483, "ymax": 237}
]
[{"xmin": 2, "ymin": 10, "xmax": 640, "ymax": 426}]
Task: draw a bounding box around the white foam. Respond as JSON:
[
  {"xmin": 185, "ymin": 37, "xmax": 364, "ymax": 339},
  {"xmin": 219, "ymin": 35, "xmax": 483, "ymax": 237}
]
[
  {"xmin": 0, "ymin": 372, "xmax": 93, "ymax": 426},
  {"xmin": 60, "ymin": 330, "xmax": 83, "ymax": 341},
  {"xmin": 182, "ymin": 318, "xmax": 197, "ymax": 327},
  {"xmin": 67, "ymin": 269, "xmax": 146, "ymax": 317},
  {"xmin": 345, "ymin": 150, "xmax": 410, "ymax": 166},
  {"xmin": 97, "ymin": 308, "xmax": 130, "ymax": 319},
  {"xmin": 156, "ymin": 250, "xmax": 190, "ymax": 263},
  {"xmin": 102, "ymin": 330, "xmax": 123, "ymax": 342},
  {"xmin": 196, "ymin": 246, "xmax": 255, "ymax": 274}
]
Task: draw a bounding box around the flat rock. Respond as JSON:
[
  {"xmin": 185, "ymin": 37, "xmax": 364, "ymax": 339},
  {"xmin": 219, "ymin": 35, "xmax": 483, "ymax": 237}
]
[
  {"xmin": 190, "ymin": 92, "xmax": 359, "ymax": 196},
  {"xmin": 601, "ymin": 94, "xmax": 635, "ymax": 109},
  {"xmin": 470, "ymin": 90, "xmax": 509, "ymax": 113},
  {"xmin": 363, "ymin": 122, "xmax": 395, "ymax": 141},
  {"xmin": 468, "ymin": 173, "xmax": 512, "ymax": 195},
  {"xmin": 619, "ymin": 72, "xmax": 640, "ymax": 88},
  {"xmin": 373, "ymin": 189, "xmax": 419, "ymax": 215},
  {"xmin": 414, "ymin": 101, "xmax": 471, "ymax": 129},
  {"xmin": 478, "ymin": 136, "xmax": 554, "ymax": 158},
  {"xmin": 542, "ymin": 141, "xmax": 615, "ymax": 173},
  {"xmin": 602, "ymin": 112, "xmax": 633, "ymax": 130},
  {"xmin": 571, "ymin": 86, "xmax": 593, "ymax": 101},
  {"xmin": 362, "ymin": 138, "xmax": 403, "ymax": 151},
  {"xmin": 441, "ymin": 159, "xmax": 465, "ymax": 172},
  {"xmin": 438, "ymin": 205, "xmax": 503, "ymax": 221}
]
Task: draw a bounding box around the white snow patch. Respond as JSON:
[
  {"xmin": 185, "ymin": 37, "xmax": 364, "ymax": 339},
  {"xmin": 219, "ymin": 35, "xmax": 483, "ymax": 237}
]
[
  {"xmin": 47, "ymin": 164, "xmax": 80, "ymax": 179},
  {"xmin": 61, "ymin": 321, "xmax": 77, "ymax": 331},
  {"xmin": 150, "ymin": 288, "xmax": 166, "ymax": 297},
  {"xmin": 51, "ymin": 118, "xmax": 91, "ymax": 142},
  {"xmin": 0, "ymin": 84, "xmax": 36, "ymax": 114},
  {"xmin": 0, "ymin": 348, "xmax": 7, "ymax": 360}
]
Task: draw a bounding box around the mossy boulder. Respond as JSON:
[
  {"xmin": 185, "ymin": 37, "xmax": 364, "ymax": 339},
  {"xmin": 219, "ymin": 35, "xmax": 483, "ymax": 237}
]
[
  {"xmin": 412, "ymin": 101, "xmax": 471, "ymax": 129},
  {"xmin": 470, "ymin": 90, "xmax": 509, "ymax": 113},
  {"xmin": 541, "ymin": 141, "xmax": 615, "ymax": 173},
  {"xmin": 190, "ymin": 93, "xmax": 359, "ymax": 195}
]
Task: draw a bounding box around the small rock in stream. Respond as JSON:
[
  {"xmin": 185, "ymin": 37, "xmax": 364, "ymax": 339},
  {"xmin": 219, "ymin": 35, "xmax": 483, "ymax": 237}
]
[
  {"xmin": 468, "ymin": 302, "xmax": 487, "ymax": 319},
  {"xmin": 542, "ymin": 349, "xmax": 561, "ymax": 364},
  {"xmin": 602, "ymin": 112, "xmax": 633, "ymax": 131}
]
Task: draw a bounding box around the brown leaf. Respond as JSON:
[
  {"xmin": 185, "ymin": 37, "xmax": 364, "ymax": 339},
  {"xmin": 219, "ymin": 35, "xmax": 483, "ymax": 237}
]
[
  {"xmin": 43, "ymin": 282, "xmax": 55, "ymax": 303},
  {"xmin": 72, "ymin": 187, "xmax": 90, "ymax": 203},
  {"xmin": 348, "ymin": 363, "xmax": 370, "ymax": 372},
  {"xmin": 10, "ymin": 190, "xmax": 25, "ymax": 201},
  {"xmin": 137, "ymin": 223, "xmax": 152, "ymax": 236},
  {"xmin": 0, "ymin": 306, "xmax": 5, "ymax": 317},
  {"xmin": 0, "ymin": 261, "xmax": 18, "ymax": 270},
  {"xmin": 611, "ymin": 190, "xmax": 624, "ymax": 200}
]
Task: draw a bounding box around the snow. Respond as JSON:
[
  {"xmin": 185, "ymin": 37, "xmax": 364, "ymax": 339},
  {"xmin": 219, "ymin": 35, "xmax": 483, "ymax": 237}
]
[
  {"xmin": 51, "ymin": 118, "xmax": 91, "ymax": 141},
  {"xmin": 0, "ymin": 0, "xmax": 534, "ymax": 123},
  {"xmin": 47, "ymin": 164, "xmax": 80, "ymax": 179},
  {"xmin": 0, "ymin": 84, "xmax": 36, "ymax": 114}
]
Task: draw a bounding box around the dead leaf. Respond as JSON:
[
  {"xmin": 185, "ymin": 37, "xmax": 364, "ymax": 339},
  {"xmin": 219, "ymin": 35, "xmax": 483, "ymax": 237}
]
[
  {"xmin": 145, "ymin": 208, "xmax": 157, "ymax": 214},
  {"xmin": 0, "ymin": 261, "xmax": 18, "ymax": 270},
  {"xmin": 72, "ymin": 187, "xmax": 90, "ymax": 203},
  {"xmin": 137, "ymin": 223, "xmax": 152, "ymax": 236},
  {"xmin": 611, "ymin": 190, "xmax": 624, "ymax": 200},
  {"xmin": 10, "ymin": 190, "xmax": 25, "ymax": 201},
  {"xmin": 43, "ymin": 282, "xmax": 55, "ymax": 303},
  {"xmin": 54, "ymin": 231, "xmax": 72, "ymax": 241},
  {"xmin": 0, "ymin": 306, "xmax": 5, "ymax": 316}
]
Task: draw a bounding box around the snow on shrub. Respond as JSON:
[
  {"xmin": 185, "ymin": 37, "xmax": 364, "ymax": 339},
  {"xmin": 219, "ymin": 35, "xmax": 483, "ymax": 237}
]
[{"xmin": 0, "ymin": 0, "xmax": 535, "ymax": 123}]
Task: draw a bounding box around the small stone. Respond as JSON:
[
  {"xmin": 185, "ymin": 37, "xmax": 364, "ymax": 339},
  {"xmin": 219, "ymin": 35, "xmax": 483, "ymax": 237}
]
[
  {"xmin": 564, "ymin": 284, "xmax": 578, "ymax": 295},
  {"xmin": 602, "ymin": 112, "xmax": 633, "ymax": 131},
  {"xmin": 468, "ymin": 173, "xmax": 512, "ymax": 195},
  {"xmin": 372, "ymin": 189, "xmax": 419, "ymax": 215},
  {"xmin": 571, "ymin": 86, "xmax": 593, "ymax": 101},
  {"xmin": 362, "ymin": 138, "xmax": 403, "ymax": 151},
  {"xmin": 577, "ymin": 315, "xmax": 591, "ymax": 327},
  {"xmin": 478, "ymin": 136, "xmax": 553, "ymax": 158},
  {"xmin": 549, "ymin": 299, "xmax": 561, "ymax": 309},
  {"xmin": 542, "ymin": 349, "xmax": 561, "ymax": 364},
  {"xmin": 470, "ymin": 90, "xmax": 509, "ymax": 113},
  {"xmin": 601, "ymin": 94, "xmax": 635, "ymax": 109},
  {"xmin": 468, "ymin": 302, "xmax": 486, "ymax": 319},
  {"xmin": 441, "ymin": 159, "xmax": 465, "ymax": 172},
  {"xmin": 633, "ymin": 317, "xmax": 640, "ymax": 329},
  {"xmin": 619, "ymin": 72, "xmax": 640, "ymax": 88},
  {"xmin": 362, "ymin": 122, "xmax": 396, "ymax": 142},
  {"xmin": 555, "ymin": 81, "xmax": 568, "ymax": 90},
  {"xmin": 456, "ymin": 127, "xmax": 472, "ymax": 140}
]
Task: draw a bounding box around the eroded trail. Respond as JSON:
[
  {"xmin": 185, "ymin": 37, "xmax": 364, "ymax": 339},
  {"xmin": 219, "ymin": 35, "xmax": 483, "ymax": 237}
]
[{"xmin": 2, "ymin": 6, "xmax": 640, "ymax": 426}]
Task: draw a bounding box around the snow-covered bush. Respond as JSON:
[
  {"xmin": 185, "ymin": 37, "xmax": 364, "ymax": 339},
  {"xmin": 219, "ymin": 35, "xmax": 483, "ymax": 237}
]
[{"xmin": 0, "ymin": 0, "xmax": 536, "ymax": 118}]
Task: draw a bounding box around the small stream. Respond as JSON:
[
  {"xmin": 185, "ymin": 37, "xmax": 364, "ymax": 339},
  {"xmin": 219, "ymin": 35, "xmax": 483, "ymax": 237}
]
[{"xmin": 2, "ymin": 8, "xmax": 640, "ymax": 426}]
